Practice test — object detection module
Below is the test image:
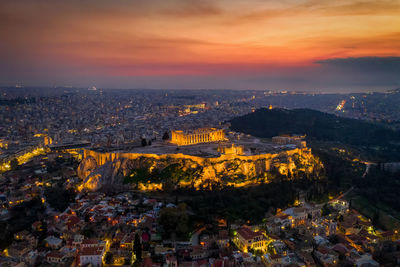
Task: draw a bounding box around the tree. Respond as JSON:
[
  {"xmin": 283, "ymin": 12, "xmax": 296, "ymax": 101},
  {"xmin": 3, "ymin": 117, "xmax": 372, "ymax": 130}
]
[
  {"xmin": 133, "ymin": 233, "xmax": 142, "ymax": 262},
  {"xmin": 44, "ymin": 186, "xmax": 76, "ymax": 212},
  {"xmin": 141, "ymin": 138, "xmax": 147, "ymax": 147},
  {"xmin": 372, "ymin": 209, "xmax": 380, "ymax": 227},
  {"xmin": 162, "ymin": 132, "xmax": 170, "ymax": 141},
  {"xmin": 82, "ymin": 226, "xmax": 95, "ymax": 238},
  {"xmin": 105, "ymin": 252, "xmax": 113, "ymax": 264},
  {"xmin": 321, "ymin": 204, "xmax": 331, "ymax": 216},
  {"xmin": 124, "ymin": 257, "xmax": 131, "ymax": 265},
  {"xmin": 158, "ymin": 203, "xmax": 189, "ymax": 240},
  {"xmin": 10, "ymin": 158, "xmax": 18, "ymax": 170}
]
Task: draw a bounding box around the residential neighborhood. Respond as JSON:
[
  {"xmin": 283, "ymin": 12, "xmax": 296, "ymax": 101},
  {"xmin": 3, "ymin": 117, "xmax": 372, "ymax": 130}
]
[{"xmin": 1, "ymin": 150, "xmax": 399, "ymax": 266}]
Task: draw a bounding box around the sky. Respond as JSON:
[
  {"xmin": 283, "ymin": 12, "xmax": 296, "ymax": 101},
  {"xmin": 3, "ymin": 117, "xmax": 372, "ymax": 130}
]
[{"xmin": 0, "ymin": 0, "xmax": 399, "ymax": 92}]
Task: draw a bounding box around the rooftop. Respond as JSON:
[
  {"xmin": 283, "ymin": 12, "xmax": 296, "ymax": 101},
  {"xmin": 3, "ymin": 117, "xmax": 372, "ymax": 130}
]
[
  {"xmin": 237, "ymin": 227, "xmax": 264, "ymax": 241},
  {"xmin": 79, "ymin": 245, "xmax": 105, "ymax": 256}
]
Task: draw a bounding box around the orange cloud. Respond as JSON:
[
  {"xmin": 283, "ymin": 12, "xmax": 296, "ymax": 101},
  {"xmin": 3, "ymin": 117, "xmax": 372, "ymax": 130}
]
[{"xmin": 0, "ymin": 0, "xmax": 399, "ymax": 80}]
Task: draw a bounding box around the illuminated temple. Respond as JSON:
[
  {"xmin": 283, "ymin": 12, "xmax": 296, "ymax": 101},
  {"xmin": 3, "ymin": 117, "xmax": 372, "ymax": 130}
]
[{"xmin": 171, "ymin": 128, "xmax": 225, "ymax": 146}]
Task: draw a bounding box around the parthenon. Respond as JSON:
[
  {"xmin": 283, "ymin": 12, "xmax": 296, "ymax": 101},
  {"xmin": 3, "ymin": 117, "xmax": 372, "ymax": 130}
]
[{"xmin": 171, "ymin": 128, "xmax": 225, "ymax": 146}]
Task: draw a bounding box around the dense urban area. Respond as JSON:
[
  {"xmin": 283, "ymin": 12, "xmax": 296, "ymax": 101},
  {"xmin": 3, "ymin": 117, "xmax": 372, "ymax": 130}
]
[{"xmin": 1, "ymin": 87, "xmax": 400, "ymax": 267}]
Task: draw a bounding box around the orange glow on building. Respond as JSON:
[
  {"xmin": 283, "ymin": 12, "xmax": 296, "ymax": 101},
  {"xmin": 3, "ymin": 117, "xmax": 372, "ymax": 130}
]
[{"xmin": 171, "ymin": 128, "xmax": 225, "ymax": 146}]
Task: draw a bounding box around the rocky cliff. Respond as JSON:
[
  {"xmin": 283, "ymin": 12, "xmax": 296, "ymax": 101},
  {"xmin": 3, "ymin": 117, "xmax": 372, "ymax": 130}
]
[{"xmin": 77, "ymin": 148, "xmax": 323, "ymax": 191}]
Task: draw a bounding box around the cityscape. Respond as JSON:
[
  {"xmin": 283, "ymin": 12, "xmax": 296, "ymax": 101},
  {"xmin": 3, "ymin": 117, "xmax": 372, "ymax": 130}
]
[{"xmin": 1, "ymin": 1, "xmax": 400, "ymax": 267}]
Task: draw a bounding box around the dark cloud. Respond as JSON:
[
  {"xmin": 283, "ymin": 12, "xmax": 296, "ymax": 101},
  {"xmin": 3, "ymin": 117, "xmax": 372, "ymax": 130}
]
[{"xmin": 316, "ymin": 56, "xmax": 400, "ymax": 73}]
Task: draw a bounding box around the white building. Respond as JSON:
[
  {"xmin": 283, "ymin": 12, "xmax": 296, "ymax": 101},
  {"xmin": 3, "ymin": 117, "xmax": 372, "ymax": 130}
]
[{"xmin": 79, "ymin": 243, "xmax": 106, "ymax": 267}]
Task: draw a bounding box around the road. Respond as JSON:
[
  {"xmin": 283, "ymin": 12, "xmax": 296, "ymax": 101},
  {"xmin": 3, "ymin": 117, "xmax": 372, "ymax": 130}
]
[
  {"xmin": 362, "ymin": 162, "xmax": 374, "ymax": 178},
  {"xmin": 328, "ymin": 186, "xmax": 354, "ymax": 204},
  {"xmin": 327, "ymin": 161, "xmax": 372, "ymax": 204}
]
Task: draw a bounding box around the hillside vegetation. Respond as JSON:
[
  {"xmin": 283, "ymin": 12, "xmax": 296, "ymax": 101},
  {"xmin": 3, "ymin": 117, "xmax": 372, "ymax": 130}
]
[
  {"xmin": 230, "ymin": 108, "xmax": 400, "ymax": 161},
  {"xmin": 230, "ymin": 108, "xmax": 400, "ymax": 228}
]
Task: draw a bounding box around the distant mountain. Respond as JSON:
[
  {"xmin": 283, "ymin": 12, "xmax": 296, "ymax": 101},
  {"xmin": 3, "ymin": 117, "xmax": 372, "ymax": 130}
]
[
  {"xmin": 229, "ymin": 108, "xmax": 400, "ymax": 147},
  {"xmin": 387, "ymin": 88, "xmax": 400, "ymax": 94}
]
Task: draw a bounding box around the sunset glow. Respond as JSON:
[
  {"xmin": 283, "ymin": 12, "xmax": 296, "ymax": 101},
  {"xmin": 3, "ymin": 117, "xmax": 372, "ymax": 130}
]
[{"xmin": 1, "ymin": 0, "xmax": 399, "ymax": 90}]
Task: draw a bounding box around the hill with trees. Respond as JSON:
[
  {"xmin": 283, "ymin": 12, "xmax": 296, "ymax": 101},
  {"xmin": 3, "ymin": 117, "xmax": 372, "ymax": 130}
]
[
  {"xmin": 230, "ymin": 108, "xmax": 400, "ymax": 161},
  {"xmin": 229, "ymin": 108, "xmax": 400, "ymax": 229}
]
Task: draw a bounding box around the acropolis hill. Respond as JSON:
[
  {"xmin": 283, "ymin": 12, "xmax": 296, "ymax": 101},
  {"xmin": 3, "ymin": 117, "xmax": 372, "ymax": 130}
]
[{"xmin": 77, "ymin": 129, "xmax": 323, "ymax": 191}]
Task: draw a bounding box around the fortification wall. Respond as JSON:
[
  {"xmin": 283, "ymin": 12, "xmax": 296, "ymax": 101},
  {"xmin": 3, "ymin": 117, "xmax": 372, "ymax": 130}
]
[
  {"xmin": 83, "ymin": 147, "xmax": 311, "ymax": 167},
  {"xmin": 77, "ymin": 147, "xmax": 319, "ymax": 191}
]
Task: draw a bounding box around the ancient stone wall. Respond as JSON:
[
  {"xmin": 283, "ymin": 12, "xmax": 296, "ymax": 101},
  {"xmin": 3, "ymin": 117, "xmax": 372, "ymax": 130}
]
[{"xmin": 78, "ymin": 147, "xmax": 321, "ymax": 191}]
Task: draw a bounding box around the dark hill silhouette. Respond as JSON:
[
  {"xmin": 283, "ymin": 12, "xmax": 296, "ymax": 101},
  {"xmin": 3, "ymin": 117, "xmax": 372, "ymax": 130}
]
[{"xmin": 229, "ymin": 108, "xmax": 400, "ymax": 147}]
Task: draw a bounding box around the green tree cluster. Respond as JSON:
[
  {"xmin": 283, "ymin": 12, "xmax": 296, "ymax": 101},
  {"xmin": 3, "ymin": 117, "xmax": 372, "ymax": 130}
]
[
  {"xmin": 123, "ymin": 163, "xmax": 196, "ymax": 189},
  {"xmin": 158, "ymin": 203, "xmax": 190, "ymax": 240},
  {"xmin": 44, "ymin": 186, "xmax": 76, "ymax": 212},
  {"xmin": 230, "ymin": 108, "xmax": 400, "ymax": 161},
  {"xmin": 0, "ymin": 198, "xmax": 45, "ymax": 250}
]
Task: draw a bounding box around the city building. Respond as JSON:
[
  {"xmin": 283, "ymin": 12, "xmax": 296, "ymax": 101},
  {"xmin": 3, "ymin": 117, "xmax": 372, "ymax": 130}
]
[
  {"xmin": 217, "ymin": 143, "xmax": 244, "ymax": 155},
  {"xmin": 171, "ymin": 128, "xmax": 225, "ymax": 146},
  {"xmin": 234, "ymin": 227, "xmax": 268, "ymax": 253},
  {"xmin": 272, "ymin": 135, "xmax": 306, "ymax": 148},
  {"xmin": 79, "ymin": 243, "xmax": 106, "ymax": 267}
]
